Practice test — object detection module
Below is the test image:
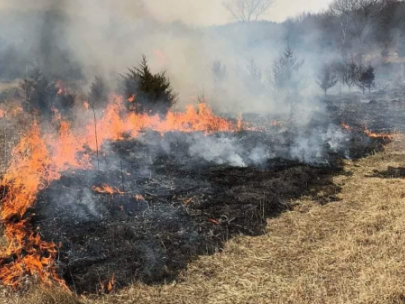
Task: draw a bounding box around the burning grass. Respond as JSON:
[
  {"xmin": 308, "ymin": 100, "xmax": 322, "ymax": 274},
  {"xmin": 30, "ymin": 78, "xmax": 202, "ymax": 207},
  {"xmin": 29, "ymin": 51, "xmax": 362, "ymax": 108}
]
[
  {"xmin": 2, "ymin": 122, "xmax": 405, "ymax": 304},
  {"xmin": 0, "ymin": 91, "xmax": 399, "ymax": 299},
  {"xmin": 0, "ymin": 96, "xmax": 248, "ymax": 290}
]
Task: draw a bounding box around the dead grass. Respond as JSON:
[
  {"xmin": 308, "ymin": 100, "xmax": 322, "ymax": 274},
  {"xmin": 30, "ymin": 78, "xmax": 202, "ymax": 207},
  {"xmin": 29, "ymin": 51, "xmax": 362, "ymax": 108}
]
[
  {"xmin": 3, "ymin": 137, "xmax": 405, "ymax": 303},
  {"xmin": 1, "ymin": 287, "xmax": 83, "ymax": 304}
]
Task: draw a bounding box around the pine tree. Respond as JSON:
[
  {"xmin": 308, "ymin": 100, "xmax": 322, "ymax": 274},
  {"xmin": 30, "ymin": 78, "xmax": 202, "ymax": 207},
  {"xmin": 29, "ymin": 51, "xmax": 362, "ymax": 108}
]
[
  {"xmin": 123, "ymin": 56, "xmax": 177, "ymax": 115},
  {"xmin": 272, "ymin": 45, "xmax": 304, "ymax": 94}
]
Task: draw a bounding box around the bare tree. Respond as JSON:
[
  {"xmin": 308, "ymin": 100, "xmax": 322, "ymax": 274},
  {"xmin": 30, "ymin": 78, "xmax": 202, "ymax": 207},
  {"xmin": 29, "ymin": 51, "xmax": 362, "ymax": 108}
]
[
  {"xmin": 223, "ymin": 0, "xmax": 276, "ymax": 22},
  {"xmin": 329, "ymin": 0, "xmax": 388, "ymax": 47}
]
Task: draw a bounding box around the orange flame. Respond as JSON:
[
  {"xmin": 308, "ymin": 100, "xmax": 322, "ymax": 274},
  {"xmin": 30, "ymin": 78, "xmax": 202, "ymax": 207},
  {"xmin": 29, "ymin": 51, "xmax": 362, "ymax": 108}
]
[
  {"xmin": 134, "ymin": 194, "xmax": 145, "ymax": 201},
  {"xmin": 99, "ymin": 273, "xmax": 115, "ymax": 294},
  {"xmin": 341, "ymin": 122, "xmax": 351, "ymax": 130},
  {"xmin": 0, "ymin": 122, "xmax": 66, "ymax": 289},
  {"xmin": 106, "ymin": 274, "xmax": 115, "ymax": 292},
  {"xmin": 127, "ymin": 95, "xmax": 136, "ymax": 103},
  {"xmin": 92, "ymin": 184, "xmax": 124, "ymax": 195},
  {"xmin": 0, "ymin": 94, "xmax": 253, "ymax": 290},
  {"xmin": 363, "ymin": 128, "xmax": 394, "ymax": 140}
]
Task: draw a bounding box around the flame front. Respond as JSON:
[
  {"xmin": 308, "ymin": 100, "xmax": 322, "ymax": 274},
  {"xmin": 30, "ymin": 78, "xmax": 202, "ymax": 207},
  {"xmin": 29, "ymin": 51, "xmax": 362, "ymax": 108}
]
[
  {"xmin": 0, "ymin": 122, "xmax": 65, "ymax": 288},
  {"xmin": 0, "ymin": 96, "xmax": 245, "ymax": 289}
]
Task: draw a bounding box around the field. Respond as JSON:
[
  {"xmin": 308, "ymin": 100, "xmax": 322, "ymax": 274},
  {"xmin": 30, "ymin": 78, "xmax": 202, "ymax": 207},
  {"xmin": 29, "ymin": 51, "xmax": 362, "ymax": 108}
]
[{"xmin": 1, "ymin": 131, "xmax": 405, "ymax": 303}]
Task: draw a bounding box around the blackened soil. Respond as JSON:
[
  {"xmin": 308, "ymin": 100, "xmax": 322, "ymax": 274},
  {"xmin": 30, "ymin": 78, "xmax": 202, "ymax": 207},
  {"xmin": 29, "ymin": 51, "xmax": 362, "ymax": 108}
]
[{"xmin": 30, "ymin": 131, "xmax": 353, "ymax": 294}]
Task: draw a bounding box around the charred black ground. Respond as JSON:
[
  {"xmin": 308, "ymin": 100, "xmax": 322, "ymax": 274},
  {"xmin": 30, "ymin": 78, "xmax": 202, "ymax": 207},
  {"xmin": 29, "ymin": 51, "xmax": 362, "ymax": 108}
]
[{"xmin": 29, "ymin": 100, "xmax": 391, "ymax": 294}]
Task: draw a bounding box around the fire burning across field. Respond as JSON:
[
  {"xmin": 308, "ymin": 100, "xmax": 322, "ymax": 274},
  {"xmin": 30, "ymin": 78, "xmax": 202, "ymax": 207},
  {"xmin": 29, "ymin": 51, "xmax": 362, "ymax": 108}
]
[
  {"xmin": 0, "ymin": 93, "xmax": 394, "ymax": 293},
  {"xmin": 0, "ymin": 96, "xmax": 251, "ymax": 290}
]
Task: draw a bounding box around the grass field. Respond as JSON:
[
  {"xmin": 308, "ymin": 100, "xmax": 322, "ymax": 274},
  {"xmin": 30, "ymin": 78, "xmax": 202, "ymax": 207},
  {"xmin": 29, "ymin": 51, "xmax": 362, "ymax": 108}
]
[{"xmin": 2, "ymin": 136, "xmax": 405, "ymax": 304}]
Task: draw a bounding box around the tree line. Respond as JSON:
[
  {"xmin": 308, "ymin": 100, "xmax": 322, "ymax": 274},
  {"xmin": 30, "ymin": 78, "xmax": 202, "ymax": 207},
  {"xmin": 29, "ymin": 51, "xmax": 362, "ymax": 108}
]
[{"xmin": 19, "ymin": 56, "xmax": 177, "ymax": 118}]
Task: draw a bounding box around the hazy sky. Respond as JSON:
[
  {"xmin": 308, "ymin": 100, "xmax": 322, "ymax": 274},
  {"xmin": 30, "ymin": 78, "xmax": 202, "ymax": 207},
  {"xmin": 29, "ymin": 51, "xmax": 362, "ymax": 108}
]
[
  {"xmin": 145, "ymin": 0, "xmax": 334, "ymax": 26},
  {"xmin": 0, "ymin": 0, "xmax": 334, "ymax": 26}
]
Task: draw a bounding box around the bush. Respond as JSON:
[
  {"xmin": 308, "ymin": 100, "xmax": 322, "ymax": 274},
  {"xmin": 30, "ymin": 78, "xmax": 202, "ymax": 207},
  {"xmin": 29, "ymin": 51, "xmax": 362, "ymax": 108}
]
[
  {"xmin": 20, "ymin": 68, "xmax": 76, "ymax": 118},
  {"xmin": 20, "ymin": 68, "xmax": 58, "ymax": 116}
]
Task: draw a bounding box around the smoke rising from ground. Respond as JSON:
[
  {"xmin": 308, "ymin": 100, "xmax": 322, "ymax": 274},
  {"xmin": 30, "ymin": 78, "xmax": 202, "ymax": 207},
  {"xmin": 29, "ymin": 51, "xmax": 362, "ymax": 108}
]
[
  {"xmin": 0, "ymin": 0, "xmax": 334, "ymax": 115},
  {"xmin": 0, "ymin": 0, "xmax": 401, "ymax": 169}
]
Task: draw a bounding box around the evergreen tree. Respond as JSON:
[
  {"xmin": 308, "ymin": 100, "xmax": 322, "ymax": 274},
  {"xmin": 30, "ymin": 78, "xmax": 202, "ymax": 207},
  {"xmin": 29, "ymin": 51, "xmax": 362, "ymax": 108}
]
[
  {"xmin": 123, "ymin": 56, "xmax": 177, "ymax": 115},
  {"xmin": 272, "ymin": 45, "xmax": 305, "ymax": 94}
]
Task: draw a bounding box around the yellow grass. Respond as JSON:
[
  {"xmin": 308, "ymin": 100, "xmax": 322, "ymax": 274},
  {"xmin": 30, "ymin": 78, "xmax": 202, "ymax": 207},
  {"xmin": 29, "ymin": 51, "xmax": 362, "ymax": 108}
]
[{"xmin": 3, "ymin": 137, "xmax": 405, "ymax": 304}]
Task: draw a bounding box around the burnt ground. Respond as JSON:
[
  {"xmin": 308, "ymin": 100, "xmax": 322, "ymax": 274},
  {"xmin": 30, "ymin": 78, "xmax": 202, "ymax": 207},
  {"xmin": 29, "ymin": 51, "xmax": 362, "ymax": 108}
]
[
  {"xmin": 30, "ymin": 125, "xmax": 389, "ymax": 294},
  {"xmin": 0, "ymin": 93, "xmax": 396, "ymax": 294}
]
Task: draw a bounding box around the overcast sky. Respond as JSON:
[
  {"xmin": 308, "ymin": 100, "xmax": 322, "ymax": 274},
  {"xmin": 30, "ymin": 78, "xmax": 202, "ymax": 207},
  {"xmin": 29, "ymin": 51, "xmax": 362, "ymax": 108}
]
[
  {"xmin": 145, "ymin": 0, "xmax": 334, "ymax": 26},
  {"xmin": 0, "ymin": 0, "xmax": 334, "ymax": 26}
]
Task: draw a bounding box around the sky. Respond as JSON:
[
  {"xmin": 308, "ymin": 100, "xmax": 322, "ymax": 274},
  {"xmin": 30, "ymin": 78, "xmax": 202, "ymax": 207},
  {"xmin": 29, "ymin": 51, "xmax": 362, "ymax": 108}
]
[
  {"xmin": 0, "ymin": 0, "xmax": 334, "ymax": 26},
  {"xmin": 145, "ymin": 0, "xmax": 334, "ymax": 26}
]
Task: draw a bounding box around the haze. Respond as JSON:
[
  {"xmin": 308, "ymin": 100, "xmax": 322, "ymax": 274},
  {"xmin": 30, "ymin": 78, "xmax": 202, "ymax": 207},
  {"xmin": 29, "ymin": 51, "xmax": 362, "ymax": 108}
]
[{"xmin": 0, "ymin": 0, "xmax": 334, "ymax": 26}]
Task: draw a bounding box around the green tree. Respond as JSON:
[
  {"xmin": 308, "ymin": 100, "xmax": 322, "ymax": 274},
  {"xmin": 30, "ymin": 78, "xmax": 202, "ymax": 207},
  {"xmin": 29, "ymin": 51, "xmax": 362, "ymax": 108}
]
[{"xmin": 123, "ymin": 56, "xmax": 177, "ymax": 115}]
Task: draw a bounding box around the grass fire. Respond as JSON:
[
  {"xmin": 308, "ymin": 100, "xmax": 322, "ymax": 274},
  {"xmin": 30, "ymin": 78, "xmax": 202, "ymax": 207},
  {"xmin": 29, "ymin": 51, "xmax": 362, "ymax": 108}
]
[{"xmin": 0, "ymin": 0, "xmax": 405, "ymax": 303}]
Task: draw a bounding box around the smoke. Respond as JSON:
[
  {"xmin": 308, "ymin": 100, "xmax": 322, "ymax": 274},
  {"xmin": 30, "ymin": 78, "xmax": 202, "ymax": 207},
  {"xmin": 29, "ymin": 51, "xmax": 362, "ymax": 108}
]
[
  {"xmin": 0, "ymin": 0, "xmax": 384, "ymax": 170},
  {"xmin": 0, "ymin": 0, "xmax": 337, "ymax": 113}
]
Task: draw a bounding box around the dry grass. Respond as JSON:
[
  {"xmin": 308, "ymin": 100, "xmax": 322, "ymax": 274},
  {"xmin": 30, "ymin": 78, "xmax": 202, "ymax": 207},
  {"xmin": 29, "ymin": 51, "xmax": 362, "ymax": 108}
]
[{"xmin": 3, "ymin": 137, "xmax": 405, "ymax": 304}]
